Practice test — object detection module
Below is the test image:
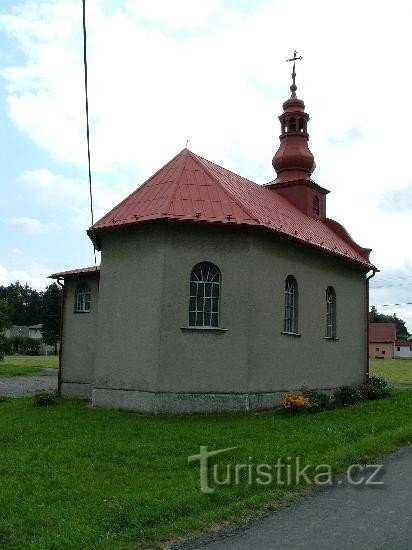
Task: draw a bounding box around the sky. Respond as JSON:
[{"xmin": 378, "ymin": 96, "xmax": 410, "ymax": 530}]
[{"xmin": 0, "ymin": 0, "xmax": 411, "ymax": 331}]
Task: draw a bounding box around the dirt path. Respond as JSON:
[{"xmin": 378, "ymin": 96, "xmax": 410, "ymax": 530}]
[{"xmin": 0, "ymin": 375, "xmax": 58, "ymax": 397}]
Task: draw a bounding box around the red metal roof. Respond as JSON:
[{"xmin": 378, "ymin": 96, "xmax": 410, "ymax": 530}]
[
  {"xmin": 90, "ymin": 148, "xmax": 374, "ymax": 268},
  {"xmin": 49, "ymin": 266, "xmax": 100, "ymax": 279},
  {"xmin": 369, "ymin": 323, "xmax": 396, "ymax": 343}
]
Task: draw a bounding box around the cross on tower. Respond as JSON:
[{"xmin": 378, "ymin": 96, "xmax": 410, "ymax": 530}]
[{"xmin": 286, "ymin": 50, "xmax": 302, "ymax": 87}]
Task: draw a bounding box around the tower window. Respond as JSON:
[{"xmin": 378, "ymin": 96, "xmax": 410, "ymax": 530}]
[
  {"xmin": 313, "ymin": 195, "xmax": 320, "ymax": 215},
  {"xmin": 299, "ymin": 118, "xmax": 305, "ymax": 132},
  {"xmin": 289, "ymin": 117, "xmax": 297, "ymax": 132}
]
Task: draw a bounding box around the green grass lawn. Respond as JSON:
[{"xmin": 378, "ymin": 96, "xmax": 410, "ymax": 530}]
[
  {"xmin": 370, "ymin": 358, "xmax": 412, "ymax": 384},
  {"xmin": 0, "ymin": 393, "xmax": 411, "ymax": 549},
  {"xmin": 0, "ymin": 355, "xmax": 58, "ymax": 377}
]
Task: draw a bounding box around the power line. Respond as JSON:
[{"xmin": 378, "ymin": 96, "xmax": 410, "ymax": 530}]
[
  {"xmin": 372, "ymin": 274, "xmax": 412, "ymax": 284},
  {"xmin": 82, "ymin": 0, "xmax": 97, "ymax": 267},
  {"xmin": 370, "ymin": 302, "xmax": 412, "ymax": 308},
  {"xmin": 370, "ymin": 283, "xmax": 412, "ymax": 290}
]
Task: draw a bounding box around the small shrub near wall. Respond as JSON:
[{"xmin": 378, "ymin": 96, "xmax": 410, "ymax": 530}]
[
  {"xmin": 333, "ymin": 385, "xmax": 363, "ymax": 406},
  {"xmin": 301, "ymin": 388, "xmax": 332, "ymax": 412},
  {"xmin": 359, "ymin": 376, "xmax": 391, "ymax": 400},
  {"xmin": 33, "ymin": 392, "xmax": 58, "ymax": 408},
  {"xmin": 281, "ymin": 392, "xmax": 311, "ymax": 413},
  {"xmin": 282, "ymin": 376, "xmax": 391, "ymax": 414}
]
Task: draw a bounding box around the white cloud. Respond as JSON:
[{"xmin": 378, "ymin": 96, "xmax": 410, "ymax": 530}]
[
  {"xmin": 0, "ymin": 261, "xmax": 54, "ymax": 290},
  {"xmin": 17, "ymin": 168, "xmax": 132, "ymax": 226},
  {"xmin": 7, "ymin": 216, "xmax": 57, "ymax": 235}
]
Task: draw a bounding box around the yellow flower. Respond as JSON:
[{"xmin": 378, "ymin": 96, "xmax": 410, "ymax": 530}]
[{"xmin": 282, "ymin": 392, "xmax": 310, "ymax": 410}]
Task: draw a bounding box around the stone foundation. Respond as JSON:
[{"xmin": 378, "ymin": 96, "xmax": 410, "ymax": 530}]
[
  {"xmin": 61, "ymin": 381, "xmax": 93, "ymax": 399},
  {"xmin": 91, "ymin": 387, "xmax": 287, "ymax": 414}
]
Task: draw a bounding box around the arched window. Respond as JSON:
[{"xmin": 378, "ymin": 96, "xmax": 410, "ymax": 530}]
[
  {"xmin": 189, "ymin": 262, "xmax": 221, "ymax": 327},
  {"xmin": 284, "ymin": 276, "xmax": 298, "ymax": 333},
  {"xmin": 326, "ymin": 287, "xmax": 336, "ymax": 338},
  {"xmin": 289, "ymin": 117, "xmax": 297, "ymax": 132},
  {"xmin": 75, "ymin": 283, "xmax": 91, "ymax": 313},
  {"xmin": 313, "ymin": 195, "xmax": 320, "ymax": 215},
  {"xmin": 299, "ymin": 117, "xmax": 305, "ymax": 132}
]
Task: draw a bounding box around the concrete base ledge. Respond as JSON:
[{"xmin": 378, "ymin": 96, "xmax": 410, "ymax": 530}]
[
  {"xmin": 92, "ymin": 387, "xmax": 287, "ymax": 414},
  {"xmin": 61, "ymin": 381, "xmax": 93, "ymax": 399}
]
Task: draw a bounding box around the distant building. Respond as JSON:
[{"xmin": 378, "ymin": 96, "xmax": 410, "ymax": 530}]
[
  {"xmin": 4, "ymin": 324, "xmax": 57, "ymax": 355},
  {"xmin": 5, "ymin": 325, "xmax": 30, "ymax": 338},
  {"xmin": 368, "ymin": 323, "xmax": 396, "ymax": 359},
  {"xmin": 394, "ymin": 341, "xmax": 412, "ymax": 359},
  {"xmin": 28, "ymin": 324, "xmax": 43, "ymax": 340}
]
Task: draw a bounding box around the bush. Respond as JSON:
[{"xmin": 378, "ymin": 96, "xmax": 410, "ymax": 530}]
[
  {"xmin": 0, "ymin": 335, "xmax": 6, "ymax": 361},
  {"xmin": 301, "ymin": 388, "xmax": 332, "ymax": 412},
  {"xmin": 333, "ymin": 385, "xmax": 363, "ymax": 406},
  {"xmin": 2, "ymin": 337, "xmax": 13, "ymax": 356},
  {"xmin": 7, "ymin": 336, "xmax": 24, "ymax": 354},
  {"xmin": 368, "ymin": 376, "xmax": 391, "ymax": 398},
  {"xmin": 24, "ymin": 338, "xmax": 40, "ymax": 356},
  {"xmin": 7, "ymin": 336, "xmax": 40, "ymax": 355},
  {"xmin": 33, "ymin": 392, "xmax": 58, "ymax": 408},
  {"xmin": 282, "ymin": 392, "xmax": 311, "ymax": 413}
]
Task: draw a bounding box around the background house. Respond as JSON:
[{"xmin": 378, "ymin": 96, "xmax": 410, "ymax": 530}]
[
  {"xmin": 4, "ymin": 325, "xmax": 30, "ymax": 339},
  {"xmin": 368, "ymin": 323, "xmax": 396, "ymax": 359},
  {"xmin": 394, "ymin": 341, "xmax": 412, "ymax": 359},
  {"xmin": 4, "ymin": 324, "xmax": 57, "ymax": 355}
]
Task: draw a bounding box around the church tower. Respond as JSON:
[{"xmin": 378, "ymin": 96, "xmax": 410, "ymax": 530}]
[{"xmin": 267, "ymin": 51, "xmax": 329, "ymax": 219}]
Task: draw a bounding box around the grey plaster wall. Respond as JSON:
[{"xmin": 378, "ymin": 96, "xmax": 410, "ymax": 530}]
[
  {"xmin": 62, "ymin": 221, "xmax": 368, "ymax": 412},
  {"xmin": 158, "ymin": 223, "xmax": 367, "ymax": 394},
  {"xmin": 92, "ymin": 225, "xmax": 164, "ymax": 393},
  {"xmin": 247, "ymin": 230, "xmax": 366, "ymax": 390},
  {"xmin": 60, "ymin": 274, "xmax": 99, "ymax": 398}
]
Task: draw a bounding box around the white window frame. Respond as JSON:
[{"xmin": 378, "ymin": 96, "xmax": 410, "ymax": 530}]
[
  {"xmin": 326, "ymin": 286, "xmax": 336, "ymax": 338},
  {"xmin": 284, "ymin": 276, "xmax": 298, "ymax": 333},
  {"xmin": 75, "ymin": 283, "xmax": 91, "ymax": 313},
  {"xmin": 189, "ymin": 262, "xmax": 221, "ymax": 328}
]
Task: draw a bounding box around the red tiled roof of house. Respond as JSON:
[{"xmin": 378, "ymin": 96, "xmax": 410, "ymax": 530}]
[
  {"xmin": 88, "ymin": 148, "xmax": 374, "ymax": 268},
  {"xmin": 49, "ymin": 266, "xmax": 100, "ymax": 279},
  {"xmin": 395, "ymin": 340, "xmax": 412, "ymax": 347},
  {"xmin": 369, "ymin": 323, "xmax": 396, "ymax": 343}
]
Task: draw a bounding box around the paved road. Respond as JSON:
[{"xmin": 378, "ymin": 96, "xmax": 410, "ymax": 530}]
[
  {"xmin": 175, "ymin": 446, "xmax": 412, "ymax": 550},
  {"xmin": 0, "ymin": 375, "xmax": 57, "ymax": 397}
]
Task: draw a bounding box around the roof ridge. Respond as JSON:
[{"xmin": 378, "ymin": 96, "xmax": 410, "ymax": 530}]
[
  {"xmin": 90, "ymin": 149, "xmax": 187, "ymax": 229},
  {"xmin": 160, "ymin": 148, "xmax": 190, "ymax": 216},
  {"xmin": 187, "ymin": 150, "xmax": 260, "ymax": 223}
]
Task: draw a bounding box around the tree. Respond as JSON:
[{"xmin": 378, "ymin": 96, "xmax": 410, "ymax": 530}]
[
  {"xmin": 369, "ymin": 307, "xmax": 410, "ymax": 340},
  {"xmin": 41, "ymin": 283, "xmax": 62, "ymax": 354},
  {"xmin": 0, "ymin": 299, "xmax": 13, "ymax": 361},
  {"xmin": 0, "ymin": 282, "xmax": 43, "ymax": 326}
]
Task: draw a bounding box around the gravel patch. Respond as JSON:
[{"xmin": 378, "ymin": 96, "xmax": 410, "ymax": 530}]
[{"xmin": 0, "ymin": 376, "xmax": 58, "ymax": 397}]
